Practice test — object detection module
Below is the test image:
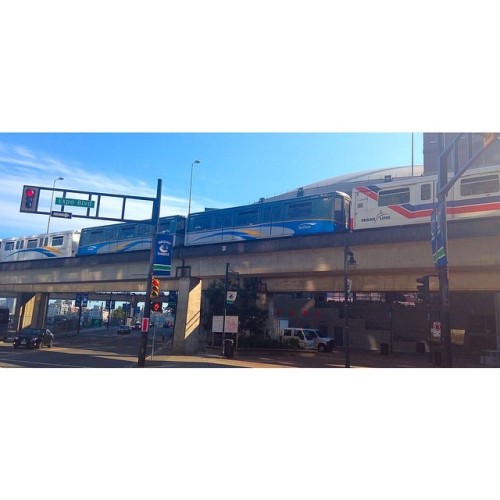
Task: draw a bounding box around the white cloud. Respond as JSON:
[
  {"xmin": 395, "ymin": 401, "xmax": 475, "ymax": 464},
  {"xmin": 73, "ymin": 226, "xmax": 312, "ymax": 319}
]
[{"xmin": 0, "ymin": 140, "xmax": 229, "ymax": 238}]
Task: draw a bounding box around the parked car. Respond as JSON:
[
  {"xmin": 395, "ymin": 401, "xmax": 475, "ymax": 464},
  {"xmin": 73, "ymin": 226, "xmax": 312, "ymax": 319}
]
[
  {"xmin": 280, "ymin": 328, "xmax": 316, "ymax": 350},
  {"xmin": 132, "ymin": 322, "xmax": 142, "ymax": 331},
  {"xmin": 307, "ymin": 329, "xmax": 335, "ymax": 352},
  {"xmin": 13, "ymin": 327, "xmax": 54, "ymax": 349},
  {"xmin": 117, "ymin": 325, "xmax": 132, "ymax": 335},
  {"xmin": 280, "ymin": 327, "xmax": 334, "ymax": 352}
]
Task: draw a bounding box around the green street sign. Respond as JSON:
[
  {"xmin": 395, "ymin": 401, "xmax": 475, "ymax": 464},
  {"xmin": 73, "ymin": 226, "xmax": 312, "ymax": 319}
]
[{"xmin": 56, "ymin": 197, "xmax": 95, "ymax": 208}]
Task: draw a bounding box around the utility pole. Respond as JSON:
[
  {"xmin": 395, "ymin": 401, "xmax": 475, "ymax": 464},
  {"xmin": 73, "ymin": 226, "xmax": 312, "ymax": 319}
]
[
  {"xmin": 436, "ymin": 133, "xmax": 498, "ymax": 367},
  {"xmin": 138, "ymin": 179, "xmax": 162, "ymax": 367}
]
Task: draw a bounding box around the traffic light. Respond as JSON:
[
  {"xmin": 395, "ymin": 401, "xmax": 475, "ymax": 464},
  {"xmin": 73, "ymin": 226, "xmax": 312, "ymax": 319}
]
[
  {"xmin": 150, "ymin": 278, "xmax": 160, "ymax": 299},
  {"xmin": 150, "ymin": 302, "xmax": 162, "ymax": 312},
  {"xmin": 416, "ymin": 275, "xmax": 430, "ymax": 302},
  {"xmin": 20, "ymin": 185, "xmax": 40, "ymax": 213}
]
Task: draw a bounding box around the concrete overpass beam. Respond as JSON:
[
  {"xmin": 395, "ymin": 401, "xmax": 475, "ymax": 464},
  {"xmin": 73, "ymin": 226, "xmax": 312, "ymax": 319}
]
[
  {"xmin": 172, "ymin": 277, "xmax": 202, "ymax": 354},
  {"xmin": 15, "ymin": 292, "xmax": 49, "ymax": 330}
]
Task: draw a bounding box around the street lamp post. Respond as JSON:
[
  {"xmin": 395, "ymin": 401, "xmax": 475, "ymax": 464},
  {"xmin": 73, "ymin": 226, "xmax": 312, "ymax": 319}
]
[
  {"xmin": 343, "ymin": 233, "xmax": 356, "ymax": 368},
  {"xmin": 47, "ymin": 177, "xmax": 64, "ymax": 234},
  {"xmin": 188, "ymin": 160, "xmax": 201, "ymax": 216}
]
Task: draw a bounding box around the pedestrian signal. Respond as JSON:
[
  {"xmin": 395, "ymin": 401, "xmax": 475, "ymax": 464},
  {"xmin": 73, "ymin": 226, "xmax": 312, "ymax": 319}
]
[{"xmin": 150, "ymin": 302, "xmax": 162, "ymax": 312}]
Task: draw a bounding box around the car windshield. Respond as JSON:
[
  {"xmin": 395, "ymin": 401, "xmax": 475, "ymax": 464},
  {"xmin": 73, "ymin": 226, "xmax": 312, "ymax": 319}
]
[
  {"xmin": 21, "ymin": 328, "xmax": 43, "ymax": 336},
  {"xmin": 302, "ymin": 330, "xmax": 315, "ymax": 340},
  {"xmin": 304, "ymin": 329, "xmax": 322, "ymax": 338}
]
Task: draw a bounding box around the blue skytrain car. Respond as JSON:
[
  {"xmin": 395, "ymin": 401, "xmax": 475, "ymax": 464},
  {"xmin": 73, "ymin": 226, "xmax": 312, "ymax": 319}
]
[
  {"xmin": 77, "ymin": 215, "xmax": 186, "ymax": 256},
  {"xmin": 185, "ymin": 191, "xmax": 351, "ymax": 246}
]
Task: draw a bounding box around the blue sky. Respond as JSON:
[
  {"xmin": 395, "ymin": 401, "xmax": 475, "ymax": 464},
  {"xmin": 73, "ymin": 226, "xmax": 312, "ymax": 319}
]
[{"xmin": 0, "ymin": 132, "xmax": 423, "ymax": 238}]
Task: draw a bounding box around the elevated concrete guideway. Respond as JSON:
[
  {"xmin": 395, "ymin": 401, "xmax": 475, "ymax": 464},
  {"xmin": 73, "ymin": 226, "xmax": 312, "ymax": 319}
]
[
  {"xmin": 2, "ymin": 217, "xmax": 500, "ymax": 355},
  {"xmin": 1, "ymin": 217, "xmax": 500, "ymax": 295}
]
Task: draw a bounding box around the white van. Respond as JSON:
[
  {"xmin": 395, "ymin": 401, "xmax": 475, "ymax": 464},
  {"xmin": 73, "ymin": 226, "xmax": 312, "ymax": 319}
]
[
  {"xmin": 307, "ymin": 329, "xmax": 335, "ymax": 352},
  {"xmin": 280, "ymin": 328, "xmax": 334, "ymax": 352},
  {"xmin": 281, "ymin": 328, "xmax": 315, "ymax": 349}
]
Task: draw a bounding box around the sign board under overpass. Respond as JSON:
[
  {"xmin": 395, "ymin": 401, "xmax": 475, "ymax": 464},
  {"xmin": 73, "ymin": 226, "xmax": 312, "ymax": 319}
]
[{"xmin": 212, "ymin": 315, "xmax": 238, "ymax": 333}]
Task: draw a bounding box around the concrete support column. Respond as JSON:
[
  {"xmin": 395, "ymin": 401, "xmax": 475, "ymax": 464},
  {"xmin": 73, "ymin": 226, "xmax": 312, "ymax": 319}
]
[
  {"xmin": 494, "ymin": 292, "xmax": 500, "ymax": 351},
  {"xmin": 15, "ymin": 292, "xmax": 50, "ymax": 330},
  {"xmin": 264, "ymin": 292, "xmax": 276, "ymax": 337},
  {"xmin": 172, "ymin": 277, "xmax": 202, "ymax": 354}
]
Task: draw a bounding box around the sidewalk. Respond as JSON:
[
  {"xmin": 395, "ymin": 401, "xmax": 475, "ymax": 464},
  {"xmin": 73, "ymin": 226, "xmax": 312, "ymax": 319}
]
[{"xmin": 144, "ymin": 344, "xmax": 486, "ymax": 368}]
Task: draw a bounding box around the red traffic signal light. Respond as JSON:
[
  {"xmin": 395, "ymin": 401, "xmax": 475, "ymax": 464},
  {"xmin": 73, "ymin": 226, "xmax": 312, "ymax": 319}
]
[
  {"xmin": 150, "ymin": 302, "xmax": 162, "ymax": 312},
  {"xmin": 20, "ymin": 185, "xmax": 40, "ymax": 213},
  {"xmin": 150, "ymin": 278, "xmax": 160, "ymax": 299}
]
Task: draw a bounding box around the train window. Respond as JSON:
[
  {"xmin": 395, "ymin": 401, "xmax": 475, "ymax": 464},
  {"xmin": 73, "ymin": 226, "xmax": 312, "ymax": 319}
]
[
  {"xmin": 5, "ymin": 242, "xmax": 14, "ymax": 251},
  {"xmin": 460, "ymin": 174, "xmax": 499, "ymax": 196},
  {"xmin": 16, "ymin": 240, "xmax": 24, "ymax": 250},
  {"xmin": 52, "ymin": 236, "xmax": 64, "ymax": 246},
  {"xmin": 137, "ymin": 224, "xmax": 151, "ymax": 236},
  {"xmin": 262, "ymin": 207, "xmax": 272, "ymax": 223},
  {"xmin": 236, "ymin": 209, "xmax": 258, "ymax": 226},
  {"xmin": 421, "ymin": 183, "xmax": 431, "ymax": 201},
  {"xmin": 288, "ymin": 201, "xmax": 312, "ymax": 219},
  {"xmin": 108, "ymin": 227, "xmax": 121, "ymax": 240},
  {"xmin": 158, "ymin": 220, "xmax": 172, "ymax": 233},
  {"xmin": 27, "ymin": 239, "xmax": 38, "ymax": 249},
  {"xmin": 378, "ymin": 187, "xmax": 410, "ymax": 206},
  {"xmin": 88, "ymin": 230, "xmax": 104, "ymax": 244},
  {"xmin": 214, "ymin": 213, "xmax": 232, "ymax": 228},
  {"xmin": 177, "ymin": 218, "xmax": 186, "ymax": 230},
  {"xmin": 333, "ymin": 195, "xmax": 345, "ymax": 222},
  {"xmin": 120, "ymin": 226, "xmax": 136, "ymax": 239},
  {"xmin": 191, "ymin": 215, "xmax": 212, "ymax": 231}
]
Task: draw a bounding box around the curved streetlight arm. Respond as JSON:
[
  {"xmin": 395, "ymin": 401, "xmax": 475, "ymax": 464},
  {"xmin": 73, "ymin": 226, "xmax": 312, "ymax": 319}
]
[
  {"xmin": 47, "ymin": 177, "xmax": 64, "ymax": 234},
  {"xmin": 188, "ymin": 160, "xmax": 201, "ymax": 216}
]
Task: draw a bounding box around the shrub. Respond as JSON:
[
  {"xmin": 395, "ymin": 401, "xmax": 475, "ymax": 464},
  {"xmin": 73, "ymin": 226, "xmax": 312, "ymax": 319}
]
[{"xmin": 237, "ymin": 335, "xmax": 299, "ymax": 349}]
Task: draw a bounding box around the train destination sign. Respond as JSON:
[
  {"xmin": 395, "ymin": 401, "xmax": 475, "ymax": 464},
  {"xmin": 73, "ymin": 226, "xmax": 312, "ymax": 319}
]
[{"xmin": 56, "ymin": 197, "xmax": 95, "ymax": 208}]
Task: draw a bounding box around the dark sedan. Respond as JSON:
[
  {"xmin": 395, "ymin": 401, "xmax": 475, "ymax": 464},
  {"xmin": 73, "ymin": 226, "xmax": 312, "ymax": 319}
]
[
  {"xmin": 13, "ymin": 328, "xmax": 54, "ymax": 349},
  {"xmin": 117, "ymin": 325, "xmax": 132, "ymax": 335}
]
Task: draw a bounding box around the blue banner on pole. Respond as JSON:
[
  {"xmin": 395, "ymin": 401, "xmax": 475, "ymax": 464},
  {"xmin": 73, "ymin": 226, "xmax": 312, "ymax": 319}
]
[
  {"xmin": 152, "ymin": 234, "xmax": 173, "ymax": 276},
  {"xmin": 431, "ymin": 205, "xmax": 447, "ymax": 268}
]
